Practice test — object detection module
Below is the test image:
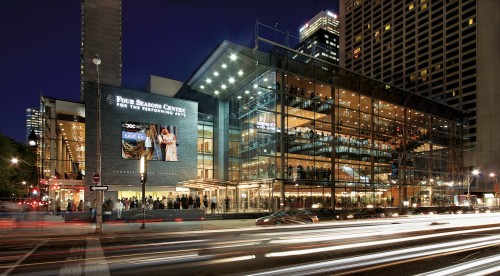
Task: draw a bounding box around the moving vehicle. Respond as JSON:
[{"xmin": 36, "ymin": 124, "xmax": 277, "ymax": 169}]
[
  {"xmin": 353, "ymin": 207, "xmax": 387, "ymax": 219},
  {"xmin": 255, "ymin": 209, "xmax": 319, "ymax": 226}
]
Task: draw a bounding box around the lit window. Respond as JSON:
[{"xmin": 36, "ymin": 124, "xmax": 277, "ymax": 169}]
[
  {"xmin": 374, "ymin": 31, "xmax": 380, "ymax": 37},
  {"xmin": 409, "ymin": 3, "xmax": 414, "ymax": 10},
  {"xmin": 367, "ymin": 23, "xmax": 371, "ymax": 29},
  {"xmin": 468, "ymin": 18, "xmax": 474, "ymax": 25},
  {"xmin": 355, "ymin": 34, "xmax": 362, "ymax": 42},
  {"xmin": 385, "ymin": 24, "xmax": 391, "ymax": 31},
  {"xmin": 421, "ymin": 3, "xmax": 427, "ymax": 10},
  {"xmin": 420, "ymin": 69, "xmax": 428, "ymax": 76},
  {"xmin": 420, "ymin": 0, "xmax": 426, "ymax": 3},
  {"xmin": 409, "ymin": 74, "xmax": 416, "ymax": 81},
  {"xmin": 353, "ymin": 47, "xmax": 361, "ymax": 59}
]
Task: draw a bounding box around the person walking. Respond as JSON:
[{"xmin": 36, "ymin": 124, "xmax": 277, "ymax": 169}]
[
  {"xmin": 203, "ymin": 195, "xmax": 208, "ymax": 212},
  {"xmin": 224, "ymin": 196, "xmax": 230, "ymax": 213},
  {"xmin": 210, "ymin": 195, "xmax": 217, "ymax": 214},
  {"xmin": 77, "ymin": 200, "xmax": 84, "ymax": 211},
  {"xmin": 114, "ymin": 199, "xmax": 124, "ymax": 219}
]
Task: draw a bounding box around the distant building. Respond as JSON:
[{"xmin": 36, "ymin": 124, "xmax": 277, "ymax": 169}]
[
  {"xmin": 295, "ymin": 10, "xmax": 340, "ymax": 65},
  {"xmin": 80, "ymin": 0, "xmax": 122, "ymax": 100},
  {"xmin": 340, "ymin": 0, "xmax": 500, "ymax": 173},
  {"xmin": 25, "ymin": 108, "xmax": 42, "ymax": 144}
]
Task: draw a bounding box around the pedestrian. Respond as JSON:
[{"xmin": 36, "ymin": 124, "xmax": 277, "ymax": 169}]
[
  {"xmin": 114, "ymin": 199, "xmax": 124, "ymax": 219},
  {"xmin": 203, "ymin": 195, "xmax": 208, "ymax": 211},
  {"xmin": 224, "ymin": 196, "xmax": 230, "ymax": 212},
  {"xmin": 195, "ymin": 195, "xmax": 201, "ymax": 209},
  {"xmin": 210, "ymin": 195, "xmax": 217, "ymax": 214},
  {"xmin": 66, "ymin": 199, "xmax": 73, "ymax": 212},
  {"xmin": 188, "ymin": 195, "xmax": 194, "ymax": 209},
  {"xmin": 77, "ymin": 200, "xmax": 84, "ymax": 211}
]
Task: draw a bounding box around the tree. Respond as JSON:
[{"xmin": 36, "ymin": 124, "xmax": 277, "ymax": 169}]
[{"xmin": 0, "ymin": 132, "xmax": 36, "ymax": 198}]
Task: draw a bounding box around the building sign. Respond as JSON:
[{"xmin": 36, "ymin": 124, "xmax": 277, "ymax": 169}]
[
  {"xmin": 110, "ymin": 95, "xmax": 187, "ymax": 117},
  {"xmin": 256, "ymin": 121, "xmax": 276, "ymax": 131}
]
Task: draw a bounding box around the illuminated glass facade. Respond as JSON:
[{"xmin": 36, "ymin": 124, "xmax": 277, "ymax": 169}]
[
  {"xmin": 188, "ymin": 30, "xmax": 464, "ymax": 210},
  {"xmin": 234, "ymin": 50, "xmax": 462, "ymax": 209}
]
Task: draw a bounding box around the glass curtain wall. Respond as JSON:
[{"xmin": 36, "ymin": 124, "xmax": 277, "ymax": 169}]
[
  {"xmin": 228, "ymin": 44, "xmax": 462, "ymax": 210},
  {"xmin": 197, "ymin": 113, "xmax": 214, "ymax": 180}
]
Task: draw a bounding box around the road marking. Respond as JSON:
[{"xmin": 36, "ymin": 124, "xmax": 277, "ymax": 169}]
[
  {"xmin": 85, "ymin": 238, "xmax": 110, "ymax": 276},
  {"xmin": 59, "ymin": 243, "xmax": 84, "ymax": 276},
  {"xmin": 1, "ymin": 239, "xmax": 48, "ymax": 276}
]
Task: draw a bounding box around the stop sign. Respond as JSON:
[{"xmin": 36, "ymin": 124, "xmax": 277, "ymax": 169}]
[{"xmin": 92, "ymin": 173, "xmax": 101, "ymax": 184}]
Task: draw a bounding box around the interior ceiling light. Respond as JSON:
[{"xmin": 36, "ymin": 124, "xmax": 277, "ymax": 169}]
[
  {"xmin": 230, "ymin": 53, "xmax": 237, "ymax": 60},
  {"xmin": 206, "ymin": 78, "xmax": 212, "ymax": 83},
  {"xmin": 213, "ymin": 71, "xmax": 219, "ymax": 76},
  {"xmin": 222, "ymin": 63, "xmax": 227, "ymax": 68},
  {"xmin": 229, "ymin": 77, "xmax": 235, "ymax": 83}
]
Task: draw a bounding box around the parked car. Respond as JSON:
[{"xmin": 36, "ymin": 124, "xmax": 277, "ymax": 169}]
[
  {"xmin": 255, "ymin": 209, "xmax": 319, "ymax": 226},
  {"xmin": 353, "ymin": 207, "xmax": 387, "ymax": 219}
]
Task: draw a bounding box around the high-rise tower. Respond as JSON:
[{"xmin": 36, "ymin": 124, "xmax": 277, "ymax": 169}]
[
  {"xmin": 295, "ymin": 10, "xmax": 341, "ymax": 65},
  {"xmin": 340, "ymin": 0, "xmax": 500, "ymax": 171},
  {"xmin": 80, "ymin": 0, "xmax": 122, "ymax": 100}
]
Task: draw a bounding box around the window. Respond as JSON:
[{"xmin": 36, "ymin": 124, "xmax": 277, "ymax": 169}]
[
  {"xmin": 409, "ymin": 3, "xmax": 414, "ymax": 10},
  {"xmin": 385, "ymin": 24, "xmax": 391, "ymax": 31},
  {"xmin": 468, "ymin": 18, "xmax": 474, "ymax": 25},
  {"xmin": 421, "ymin": 3, "xmax": 427, "ymax": 10},
  {"xmin": 353, "ymin": 47, "xmax": 361, "ymax": 59}
]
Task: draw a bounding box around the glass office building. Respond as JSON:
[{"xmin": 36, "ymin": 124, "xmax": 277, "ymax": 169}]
[{"xmin": 187, "ymin": 25, "xmax": 464, "ymax": 210}]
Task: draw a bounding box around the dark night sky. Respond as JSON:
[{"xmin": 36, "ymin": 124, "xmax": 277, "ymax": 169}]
[{"xmin": 0, "ymin": 0, "xmax": 338, "ymax": 143}]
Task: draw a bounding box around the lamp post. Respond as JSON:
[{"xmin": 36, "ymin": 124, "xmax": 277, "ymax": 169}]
[
  {"xmin": 467, "ymin": 169, "xmax": 480, "ymax": 205},
  {"xmin": 93, "ymin": 53, "xmax": 103, "ymax": 234},
  {"xmin": 490, "ymin": 173, "xmax": 498, "ymax": 200},
  {"xmin": 140, "ymin": 155, "xmax": 147, "ymax": 229}
]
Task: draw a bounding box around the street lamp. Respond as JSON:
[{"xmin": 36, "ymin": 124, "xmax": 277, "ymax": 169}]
[
  {"xmin": 11, "ymin": 158, "xmax": 39, "ymax": 193},
  {"xmin": 93, "ymin": 52, "xmax": 103, "ymax": 234},
  {"xmin": 140, "ymin": 155, "xmax": 147, "ymax": 229},
  {"xmin": 490, "ymin": 173, "xmax": 498, "ymax": 198},
  {"xmin": 466, "ymin": 169, "xmax": 480, "ymax": 204}
]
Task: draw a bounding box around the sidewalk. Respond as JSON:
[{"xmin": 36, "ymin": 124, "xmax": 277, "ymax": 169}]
[{"xmin": 0, "ymin": 214, "xmax": 259, "ymax": 238}]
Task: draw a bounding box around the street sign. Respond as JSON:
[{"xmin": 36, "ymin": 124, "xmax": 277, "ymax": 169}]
[
  {"xmin": 92, "ymin": 173, "xmax": 101, "ymax": 184},
  {"xmin": 90, "ymin": 185, "xmax": 108, "ymax": 191}
]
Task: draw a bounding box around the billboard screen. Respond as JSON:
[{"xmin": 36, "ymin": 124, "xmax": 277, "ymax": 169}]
[{"xmin": 121, "ymin": 121, "xmax": 179, "ymax": 162}]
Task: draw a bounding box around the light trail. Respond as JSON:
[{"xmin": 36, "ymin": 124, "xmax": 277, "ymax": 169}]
[
  {"xmin": 246, "ymin": 234, "xmax": 500, "ymax": 276},
  {"xmin": 416, "ymin": 253, "xmax": 500, "ymax": 276},
  {"xmin": 265, "ymin": 226, "xmax": 500, "ymax": 257}
]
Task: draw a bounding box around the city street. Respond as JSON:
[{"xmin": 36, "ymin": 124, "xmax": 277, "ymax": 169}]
[{"xmin": 1, "ymin": 213, "xmax": 500, "ymax": 275}]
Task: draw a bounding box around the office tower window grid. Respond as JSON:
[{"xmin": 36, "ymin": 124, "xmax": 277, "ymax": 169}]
[{"xmin": 342, "ymin": 0, "xmax": 477, "ymax": 151}]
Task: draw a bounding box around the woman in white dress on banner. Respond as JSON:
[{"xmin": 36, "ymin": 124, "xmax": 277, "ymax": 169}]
[{"xmin": 163, "ymin": 128, "xmax": 178, "ymax": 161}]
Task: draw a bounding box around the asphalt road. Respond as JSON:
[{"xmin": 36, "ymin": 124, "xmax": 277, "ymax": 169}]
[{"xmin": 1, "ymin": 213, "xmax": 500, "ymax": 275}]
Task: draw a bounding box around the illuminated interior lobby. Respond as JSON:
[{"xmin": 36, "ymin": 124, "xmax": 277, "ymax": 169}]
[{"xmin": 185, "ymin": 26, "xmax": 464, "ymax": 211}]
